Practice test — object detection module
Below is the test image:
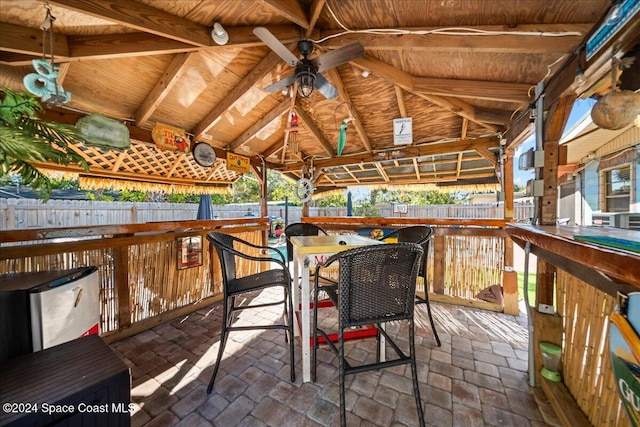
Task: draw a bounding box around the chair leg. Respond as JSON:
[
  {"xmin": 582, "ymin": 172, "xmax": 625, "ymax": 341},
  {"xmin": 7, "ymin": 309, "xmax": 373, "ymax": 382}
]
[
  {"xmin": 339, "ymin": 329, "xmax": 347, "ymax": 427},
  {"xmin": 410, "ymin": 322, "xmax": 425, "ymax": 427},
  {"xmin": 423, "ymin": 297, "xmax": 441, "ymax": 347},
  {"xmin": 286, "ymin": 286, "xmax": 295, "ymax": 382},
  {"xmin": 207, "ymin": 297, "xmax": 231, "ymax": 394},
  {"xmin": 417, "ymin": 295, "xmax": 441, "ymax": 347}
]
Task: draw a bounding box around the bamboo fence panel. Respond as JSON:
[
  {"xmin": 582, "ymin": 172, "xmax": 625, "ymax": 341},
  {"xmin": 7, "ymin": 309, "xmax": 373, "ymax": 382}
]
[
  {"xmin": 442, "ymin": 235, "xmax": 504, "ymax": 299},
  {"xmin": 556, "ymin": 270, "xmax": 629, "ymax": 427}
]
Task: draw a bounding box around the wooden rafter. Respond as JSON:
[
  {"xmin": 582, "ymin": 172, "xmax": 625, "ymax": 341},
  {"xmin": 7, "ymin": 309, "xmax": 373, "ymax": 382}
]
[
  {"xmin": 193, "ymin": 50, "xmax": 285, "ymax": 141},
  {"xmin": 258, "ymin": 0, "xmax": 309, "ymax": 29},
  {"xmin": 294, "ymin": 104, "xmax": 334, "ymax": 156},
  {"xmin": 413, "ymin": 77, "xmax": 531, "ymax": 104},
  {"xmin": 374, "ymin": 162, "xmax": 390, "ymax": 182},
  {"xmin": 320, "ymin": 24, "xmax": 590, "ymax": 53},
  {"xmin": 353, "ymin": 56, "xmax": 502, "ymax": 131},
  {"xmin": 0, "ymin": 26, "xmax": 305, "ymax": 66},
  {"xmin": 305, "ymin": 0, "xmax": 326, "ymax": 38},
  {"xmin": 135, "ymin": 52, "xmax": 195, "ymax": 126},
  {"xmin": 282, "ymin": 135, "xmax": 499, "ymax": 171},
  {"xmin": 0, "ymin": 22, "xmax": 69, "ymax": 57},
  {"xmin": 395, "ymin": 86, "xmax": 407, "ymax": 118},
  {"xmin": 229, "ymin": 99, "xmax": 291, "ymax": 151},
  {"xmin": 47, "ymin": 0, "xmax": 212, "ymax": 46}
]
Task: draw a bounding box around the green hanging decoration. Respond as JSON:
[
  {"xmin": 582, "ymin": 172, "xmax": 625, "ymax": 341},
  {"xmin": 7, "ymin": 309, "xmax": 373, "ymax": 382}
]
[{"xmin": 337, "ymin": 120, "xmax": 347, "ymax": 156}]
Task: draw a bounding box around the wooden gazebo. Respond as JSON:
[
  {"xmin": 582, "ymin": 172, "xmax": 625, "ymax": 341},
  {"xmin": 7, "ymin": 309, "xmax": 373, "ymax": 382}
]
[{"xmin": 1, "ymin": 2, "xmax": 639, "ymax": 426}]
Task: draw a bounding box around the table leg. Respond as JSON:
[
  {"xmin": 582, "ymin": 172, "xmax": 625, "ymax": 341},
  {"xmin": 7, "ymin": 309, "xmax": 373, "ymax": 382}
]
[
  {"xmin": 292, "ymin": 255, "xmax": 301, "ymax": 338},
  {"xmin": 301, "ymin": 255, "xmax": 311, "ymax": 382}
]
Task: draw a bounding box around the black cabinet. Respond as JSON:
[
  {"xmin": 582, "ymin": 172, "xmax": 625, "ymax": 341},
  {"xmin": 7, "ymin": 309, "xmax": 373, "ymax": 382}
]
[{"xmin": 0, "ymin": 335, "xmax": 131, "ymax": 427}]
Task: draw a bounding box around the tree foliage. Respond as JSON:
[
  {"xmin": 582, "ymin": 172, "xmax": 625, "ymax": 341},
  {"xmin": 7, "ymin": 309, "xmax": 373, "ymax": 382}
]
[{"xmin": 0, "ymin": 88, "xmax": 88, "ymax": 200}]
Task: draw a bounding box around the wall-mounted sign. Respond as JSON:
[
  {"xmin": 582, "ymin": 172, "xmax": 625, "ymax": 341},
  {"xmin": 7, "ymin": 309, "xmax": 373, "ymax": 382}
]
[
  {"xmin": 177, "ymin": 236, "xmax": 202, "ymax": 269},
  {"xmin": 393, "ymin": 117, "xmax": 412, "ymax": 145},
  {"xmin": 152, "ymin": 123, "xmax": 190, "ymax": 152},
  {"xmin": 226, "ymin": 152, "xmax": 250, "ymax": 173}
]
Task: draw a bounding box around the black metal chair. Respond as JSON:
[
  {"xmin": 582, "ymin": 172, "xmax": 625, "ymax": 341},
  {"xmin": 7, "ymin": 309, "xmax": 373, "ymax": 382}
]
[
  {"xmin": 205, "ymin": 231, "xmax": 295, "ymax": 394},
  {"xmin": 284, "ymin": 222, "xmax": 328, "ymax": 267},
  {"xmin": 312, "ymin": 243, "xmax": 426, "ymax": 427},
  {"xmin": 378, "ymin": 225, "xmax": 441, "ymax": 347}
]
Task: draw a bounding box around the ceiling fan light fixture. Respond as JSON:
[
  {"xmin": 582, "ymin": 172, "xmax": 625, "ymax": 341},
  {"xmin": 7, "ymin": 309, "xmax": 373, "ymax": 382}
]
[
  {"xmin": 296, "ymin": 63, "xmax": 316, "ymax": 98},
  {"xmin": 211, "ymin": 22, "xmax": 228, "ymax": 45}
]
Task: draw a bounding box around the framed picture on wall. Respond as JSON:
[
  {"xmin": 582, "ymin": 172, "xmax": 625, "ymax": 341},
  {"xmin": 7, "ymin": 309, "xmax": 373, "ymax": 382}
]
[{"xmin": 177, "ymin": 236, "xmax": 203, "ymax": 269}]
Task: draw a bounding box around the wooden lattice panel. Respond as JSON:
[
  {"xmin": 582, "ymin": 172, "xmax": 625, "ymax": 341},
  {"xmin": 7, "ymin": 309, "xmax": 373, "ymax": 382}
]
[{"xmin": 64, "ymin": 139, "xmax": 241, "ymax": 191}]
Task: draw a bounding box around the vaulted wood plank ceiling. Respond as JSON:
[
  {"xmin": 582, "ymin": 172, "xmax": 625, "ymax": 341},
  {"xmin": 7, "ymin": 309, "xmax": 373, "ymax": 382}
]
[{"xmin": 0, "ymin": 0, "xmax": 628, "ymax": 195}]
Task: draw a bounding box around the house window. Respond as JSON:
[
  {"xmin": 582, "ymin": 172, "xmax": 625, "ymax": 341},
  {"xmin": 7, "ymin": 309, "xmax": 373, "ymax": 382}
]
[{"xmin": 604, "ymin": 165, "xmax": 630, "ymax": 212}]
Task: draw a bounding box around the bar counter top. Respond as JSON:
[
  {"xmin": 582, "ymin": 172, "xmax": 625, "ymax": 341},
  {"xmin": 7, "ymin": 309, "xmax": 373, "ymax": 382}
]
[{"xmin": 506, "ymin": 224, "xmax": 640, "ymax": 289}]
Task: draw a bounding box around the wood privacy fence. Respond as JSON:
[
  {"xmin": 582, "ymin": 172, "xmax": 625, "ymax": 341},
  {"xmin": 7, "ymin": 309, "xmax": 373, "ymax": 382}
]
[
  {"xmin": 0, "ymin": 198, "xmax": 533, "ymax": 230},
  {"xmin": 0, "ymin": 216, "xmax": 517, "ymax": 341}
]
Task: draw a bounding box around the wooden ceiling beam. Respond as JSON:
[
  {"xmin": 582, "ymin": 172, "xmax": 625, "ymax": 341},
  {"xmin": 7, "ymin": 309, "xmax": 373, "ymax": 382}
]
[
  {"xmin": 228, "ymin": 98, "xmax": 291, "ymax": 151},
  {"xmin": 395, "ymin": 86, "xmax": 407, "ymax": 117},
  {"xmin": 0, "ymin": 22, "xmax": 69, "ymax": 57},
  {"xmin": 374, "ymin": 162, "xmax": 390, "ymax": 182},
  {"xmin": 281, "ymin": 135, "xmax": 499, "ymax": 171},
  {"xmin": 412, "ymin": 158, "xmax": 420, "ymax": 180},
  {"xmin": 413, "ymin": 77, "xmax": 531, "ymax": 104},
  {"xmin": 413, "ymin": 92, "xmax": 499, "ymax": 132},
  {"xmin": 356, "ymin": 52, "xmax": 530, "ymax": 107},
  {"xmin": 258, "ymin": 0, "xmax": 309, "ymax": 29},
  {"xmin": 0, "ymin": 25, "xmax": 305, "ymax": 66},
  {"xmin": 294, "ymin": 105, "xmax": 334, "ymax": 156},
  {"xmin": 193, "ymin": 51, "xmax": 284, "ymax": 141},
  {"xmin": 353, "ymin": 56, "xmax": 500, "ymax": 131},
  {"xmin": 320, "ymin": 24, "xmax": 590, "ymax": 53},
  {"xmin": 305, "ymin": 0, "xmax": 326, "ymax": 38},
  {"xmin": 135, "ymin": 52, "xmax": 195, "ymax": 126},
  {"xmin": 324, "ymin": 68, "xmax": 372, "ymax": 152},
  {"xmin": 47, "ymin": 0, "xmax": 211, "ymax": 46}
]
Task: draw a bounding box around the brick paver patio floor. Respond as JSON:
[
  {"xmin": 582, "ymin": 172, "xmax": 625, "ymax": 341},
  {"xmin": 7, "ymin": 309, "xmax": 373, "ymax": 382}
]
[{"xmin": 111, "ymin": 288, "xmax": 561, "ymax": 427}]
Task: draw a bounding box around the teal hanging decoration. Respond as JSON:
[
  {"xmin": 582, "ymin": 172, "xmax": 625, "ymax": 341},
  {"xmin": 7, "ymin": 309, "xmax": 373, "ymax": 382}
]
[{"xmin": 337, "ymin": 120, "xmax": 347, "ymax": 156}]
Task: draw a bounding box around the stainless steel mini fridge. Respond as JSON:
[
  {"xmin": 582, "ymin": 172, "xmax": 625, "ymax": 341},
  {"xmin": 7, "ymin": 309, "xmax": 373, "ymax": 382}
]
[{"xmin": 0, "ymin": 266, "xmax": 100, "ymax": 362}]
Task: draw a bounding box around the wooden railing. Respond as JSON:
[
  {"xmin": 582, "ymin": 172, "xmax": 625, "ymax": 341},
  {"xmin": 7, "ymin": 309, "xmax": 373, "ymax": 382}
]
[
  {"xmin": 0, "ymin": 215, "xmax": 519, "ymax": 343},
  {"xmin": 304, "ymin": 216, "xmax": 519, "ymax": 315},
  {"xmin": 0, "ymin": 218, "xmax": 270, "ymax": 342}
]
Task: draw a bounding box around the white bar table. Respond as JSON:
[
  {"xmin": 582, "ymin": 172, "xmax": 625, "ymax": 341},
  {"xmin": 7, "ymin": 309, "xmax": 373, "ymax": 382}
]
[{"xmin": 289, "ymin": 234, "xmax": 382, "ymax": 382}]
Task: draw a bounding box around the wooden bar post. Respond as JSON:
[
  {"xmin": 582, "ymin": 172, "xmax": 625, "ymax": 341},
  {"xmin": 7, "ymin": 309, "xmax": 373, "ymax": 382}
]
[
  {"xmin": 432, "ymin": 234, "xmax": 446, "ymax": 295},
  {"xmin": 114, "ymin": 245, "xmax": 131, "ymax": 330}
]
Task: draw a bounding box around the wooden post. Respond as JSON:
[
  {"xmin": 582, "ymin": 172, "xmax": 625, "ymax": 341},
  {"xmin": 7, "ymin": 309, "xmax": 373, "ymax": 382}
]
[
  {"xmin": 432, "ymin": 234, "xmax": 445, "ymax": 295},
  {"xmin": 114, "ymin": 245, "xmax": 131, "ymax": 330},
  {"xmin": 502, "ymin": 147, "xmax": 519, "ymax": 314},
  {"xmin": 536, "ymin": 94, "xmax": 576, "ymax": 307}
]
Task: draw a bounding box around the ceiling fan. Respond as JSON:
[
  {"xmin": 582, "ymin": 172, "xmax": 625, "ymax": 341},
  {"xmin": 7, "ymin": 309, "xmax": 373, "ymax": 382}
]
[{"xmin": 253, "ymin": 27, "xmax": 365, "ymax": 99}]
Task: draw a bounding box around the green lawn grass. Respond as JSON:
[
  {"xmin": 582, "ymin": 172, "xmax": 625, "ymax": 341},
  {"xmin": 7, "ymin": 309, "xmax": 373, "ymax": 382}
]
[{"xmin": 517, "ymin": 271, "xmax": 537, "ymax": 304}]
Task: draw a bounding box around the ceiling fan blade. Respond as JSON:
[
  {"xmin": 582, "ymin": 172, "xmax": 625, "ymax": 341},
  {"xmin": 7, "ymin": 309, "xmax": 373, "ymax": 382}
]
[
  {"xmin": 312, "ymin": 42, "xmax": 365, "ymax": 73},
  {"xmin": 253, "ymin": 27, "xmax": 300, "ymax": 67},
  {"xmin": 314, "ymin": 73, "xmax": 338, "ymax": 99},
  {"xmin": 264, "ymin": 74, "xmax": 296, "ymax": 92}
]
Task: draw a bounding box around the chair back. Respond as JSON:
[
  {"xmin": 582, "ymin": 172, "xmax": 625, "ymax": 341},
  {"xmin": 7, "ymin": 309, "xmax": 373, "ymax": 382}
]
[
  {"xmin": 284, "ymin": 222, "xmax": 328, "ymax": 263},
  {"xmin": 207, "ymin": 231, "xmax": 237, "ymax": 282},
  {"xmin": 382, "ymin": 225, "xmax": 432, "ymax": 277},
  {"xmin": 328, "ymin": 243, "xmax": 423, "ymax": 328}
]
